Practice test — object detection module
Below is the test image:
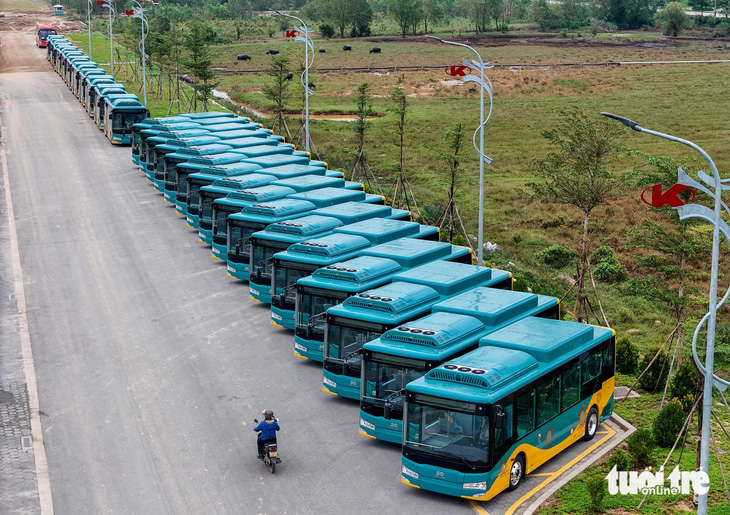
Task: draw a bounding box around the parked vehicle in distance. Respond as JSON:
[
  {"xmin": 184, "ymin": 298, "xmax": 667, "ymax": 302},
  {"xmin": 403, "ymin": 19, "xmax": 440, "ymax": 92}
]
[{"xmin": 36, "ymin": 22, "xmax": 56, "ymax": 47}]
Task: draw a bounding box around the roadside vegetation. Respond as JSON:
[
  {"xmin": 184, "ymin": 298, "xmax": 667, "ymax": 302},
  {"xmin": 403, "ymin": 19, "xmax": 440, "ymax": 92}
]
[{"xmin": 58, "ymin": 0, "xmax": 730, "ymax": 511}]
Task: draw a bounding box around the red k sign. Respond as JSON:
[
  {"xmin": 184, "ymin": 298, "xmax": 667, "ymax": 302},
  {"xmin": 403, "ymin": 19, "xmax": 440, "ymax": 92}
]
[
  {"xmin": 283, "ymin": 30, "xmax": 300, "ymax": 38},
  {"xmin": 640, "ymin": 183, "xmax": 695, "ymax": 208},
  {"xmin": 445, "ymin": 65, "xmax": 470, "ymax": 77},
  {"xmin": 125, "ymin": 9, "xmax": 134, "ymax": 15},
  {"xmin": 96, "ymin": 1, "xmax": 103, "ymax": 5}
]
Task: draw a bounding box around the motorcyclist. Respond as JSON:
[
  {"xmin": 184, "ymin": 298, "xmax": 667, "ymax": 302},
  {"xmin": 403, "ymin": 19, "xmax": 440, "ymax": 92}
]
[{"xmin": 254, "ymin": 409, "xmax": 280, "ymax": 459}]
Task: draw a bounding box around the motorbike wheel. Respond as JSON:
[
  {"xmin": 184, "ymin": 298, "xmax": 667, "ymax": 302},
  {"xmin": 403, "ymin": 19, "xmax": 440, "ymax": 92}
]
[{"xmin": 269, "ymin": 455, "xmax": 275, "ymax": 474}]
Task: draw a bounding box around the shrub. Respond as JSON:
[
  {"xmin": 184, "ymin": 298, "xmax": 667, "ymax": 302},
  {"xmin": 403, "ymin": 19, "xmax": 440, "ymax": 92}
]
[
  {"xmin": 605, "ymin": 448, "xmax": 632, "ymax": 470},
  {"xmin": 535, "ymin": 244, "xmax": 575, "ymax": 269},
  {"xmin": 627, "ymin": 428, "xmax": 655, "ymax": 468},
  {"xmin": 638, "ymin": 345, "xmax": 669, "ymax": 392},
  {"xmin": 319, "ymin": 23, "xmax": 335, "ymax": 39},
  {"xmin": 653, "ymin": 400, "xmax": 687, "ymax": 447},
  {"xmin": 586, "ymin": 474, "xmax": 607, "ymax": 513},
  {"xmin": 669, "ymin": 359, "xmax": 698, "ymax": 405},
  {"xmin": 591, "ymin": 246, "xmax": 627, "ymax": 282},
  {"xmin": 616, "ymin": 336, "xmax": 639, "ymax": 375},
  {"xmin": 590, "ymin": 245, "xmax": 615, "ymax": 263}
]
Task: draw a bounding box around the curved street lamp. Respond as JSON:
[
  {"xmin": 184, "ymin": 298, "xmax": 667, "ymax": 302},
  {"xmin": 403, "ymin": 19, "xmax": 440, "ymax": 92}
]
[
  {"xmin": 87, "ymin": 0, "xmax": 93, "ymax": 61},
  {"xmin": 602, "ymin": 112, "xmax": 726, "ymax": 515},
  {"xmin": 130, "ymin": 1, "xmax": 148, "ymax": 108},
  {"xmin": 273, "ymin": 10, "xmax": 314, "ymax": 153},
  {"xmin": 425, "ymin": 35, "xmax": 493, "ymax": 267}
]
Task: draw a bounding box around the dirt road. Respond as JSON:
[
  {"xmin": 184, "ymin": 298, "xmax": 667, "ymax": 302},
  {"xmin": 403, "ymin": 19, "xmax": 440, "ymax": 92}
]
[{"xmin": 0, "ymin": 32, "xmax": 47, "ymax": 73}]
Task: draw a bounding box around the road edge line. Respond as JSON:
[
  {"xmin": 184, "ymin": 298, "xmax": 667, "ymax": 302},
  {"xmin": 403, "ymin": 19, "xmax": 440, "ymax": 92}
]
[{"xmin": 0, "ymin": 112, "xmax": 55, "ymax": 515}]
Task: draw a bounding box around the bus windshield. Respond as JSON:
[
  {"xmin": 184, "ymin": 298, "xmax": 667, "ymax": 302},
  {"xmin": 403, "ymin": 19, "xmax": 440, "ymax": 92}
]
[
  {"xmin": 361, "ymin": 355, "xmax": 427, "ymax": 418},
  {"xmin": 272, "ymin": 261, "xmax": 319, "ymax": 309},
  {"xmin": 227, "ymin": 222, "xmax": 266, "ymax": 260},
  {"xmin": 251, "ymin": 240, "xmax": 290, "ymax": 280},
  {"xmin": 39, "ymin": 29, "xmax": 56, "ymax": 40},
  {"xmin": 404, "ymin": 396, "xmax": 489, "ymax": 473},
  {"xmin": 112, "ymin": 112, "xmax": 146, "ymax": 133},
  {"xmin": 324, "ymin": 317, "xmax": 386, "ymax": 363},
  {"xmin": 295, "ymin": 288, "xmax": 348, "ymax": 339}
]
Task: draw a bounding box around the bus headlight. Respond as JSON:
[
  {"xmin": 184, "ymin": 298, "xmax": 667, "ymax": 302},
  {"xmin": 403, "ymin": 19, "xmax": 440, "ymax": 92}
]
[
  {"xmin": 463, "ymin": 481, "xmax": 487, "ymax": 490},
  {"xmin": 402, "ymin": 465, "xmax": 419, "ymax": 480},
  {"xmin": 323, "ymin": 377, "xmax": 336, "ymax": 388},
  {"xmin": 360, "ymin": 418, "xmax": 375, "ymax": 431}
]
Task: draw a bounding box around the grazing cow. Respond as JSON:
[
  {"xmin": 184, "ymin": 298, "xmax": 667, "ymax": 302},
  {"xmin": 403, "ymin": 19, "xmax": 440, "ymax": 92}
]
[
  {"xmin": 369, "ymin": 47, "xmax": 381, "ymax": 54},
  {"xmin": 237, "ymin": 54, "xmax": 251, "ymax": 61},
  {"xmin": 318, "ymin": 48, "xmax": 326, "ymax": 53},
  {"xmin": 308, "ymin": 82, "xmax": 316, "ymax": 89},
  {"xmin": 285, "ymin": 72, "xmax": 293, "ymax": 80},
  {"xmin": 266, "ymin": 49, "xmax": 280, "ymax": 55},
  {"xmin": 342, "ymin": 45, "xmax": 351, "ymax": 51}
]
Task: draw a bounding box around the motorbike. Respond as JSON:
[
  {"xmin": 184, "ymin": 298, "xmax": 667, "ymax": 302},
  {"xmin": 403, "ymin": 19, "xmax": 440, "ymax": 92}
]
[{"xmin": 254, "ymin": 418, "xmax": 281, "ymax": 474}]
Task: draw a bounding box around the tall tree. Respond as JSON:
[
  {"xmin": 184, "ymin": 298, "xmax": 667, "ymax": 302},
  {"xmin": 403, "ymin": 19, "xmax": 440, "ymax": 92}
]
[
  {"xmin": 319, "ymin": 0, "xmax": 372, "ymax": 37},
  {"xmin": 422, "ymin": 0, "xmax": 444, "ymax": 33},
  {"xmin": 529, "ymin": 108, "xmax": 626, "ymax": 323},
  {"xmin": 388, "ymin": 0, "xmax": 422, "ymax": 36},
  {"xmin": 387, "ymin": 87, "xmax": 420, "ymax": 217},
  {"xmin": 350, "ymin": 82, "xmax": 383, "ymax": 194},
  {"xmin": 182, "ymin": 20, "xmax": 219, "ymax": 111}
]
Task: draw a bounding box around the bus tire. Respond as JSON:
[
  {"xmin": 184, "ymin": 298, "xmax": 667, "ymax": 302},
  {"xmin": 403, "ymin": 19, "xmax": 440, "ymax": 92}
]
[
  {"xmin": 583, "ymin": 406, "xmax": 599, "ymax": 441},
  {"xmin": 507, "ymin": 454, "xmax": 525, "ymax": 491}
]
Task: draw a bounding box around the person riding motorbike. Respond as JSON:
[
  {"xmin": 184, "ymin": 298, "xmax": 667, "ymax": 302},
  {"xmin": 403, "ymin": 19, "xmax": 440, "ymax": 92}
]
[{"xmin": 254, "ymin": 409, "xmax": 280, "ymax": 459}]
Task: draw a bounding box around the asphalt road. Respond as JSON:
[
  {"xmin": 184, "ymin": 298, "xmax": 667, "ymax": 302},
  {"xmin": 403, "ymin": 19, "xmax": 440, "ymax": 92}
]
[{"xmin": 0, "ymin": 33, "xmax": 473, "ymax": 514}]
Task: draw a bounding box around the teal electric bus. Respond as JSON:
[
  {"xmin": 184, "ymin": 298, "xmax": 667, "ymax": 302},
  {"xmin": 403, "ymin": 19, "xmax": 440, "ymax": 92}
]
[
  {"xmin": 74, "ymin": 64, "xmax": 104, "ymax": 100},
  {"xmin": 210, "ymin": 174, "xmax": 360, "ymax": 259},
  {"xmin": 86, "ymin": 75, "xmax": 117, "ymax": 117},
  {"xmin": 400, "ymin": 317, "xmax": 615, "ymax": 501},
  {"xmin": 321, "ymin": 261, "xmax": 513, "ymax": 399},
  {"xmin": 64, "ymin": 54, "xmax": 89, "ymax": 87},
  {"xmin": 141, "ymin": 128, "xmax": 212, "ymax": 175},
  {"xmin": 194, "ymin": 164, "xmax": 350, "ymax": 234},
  {"xmin": 225, "ymin": 190, "xmax": 386, "ymax": 281},
  {"xmin": 270, "ymin": 221, "xmax": 440, "ymax": 331},
  {"xmin": 295, "ymin": 240, "xmax": 477, "ymax": 364},
  {"xmin": 94, "ymin": 90, "xmax": 132, "ymax": 129},
  {"xmin": 103, "ymin": 96, "xmax": 149, "ymax": 145},
  {"xmin": 168, "ymin": 141, "xmax": 296, "ymax": 205},
  {"xmin": 160, "ymin": 143, "xmax": 235, "ymax": 193},
  {"xmin": 359, "ymin": 288, "xmax": 560, "ymax": 443},
  {"xmin": 248, "ymin": 203, "xmax": 412, "ymax": 304},
  {"xmin": 87, "ymin": 84, "xmax": 125, "ymax": 115},
  {"xmin": 149, "ymin": 135, "xmax": 223, "ymax": 184}
]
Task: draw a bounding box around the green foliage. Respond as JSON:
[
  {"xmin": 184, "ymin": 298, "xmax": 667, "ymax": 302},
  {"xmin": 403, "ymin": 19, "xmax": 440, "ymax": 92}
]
[
  {"xmin": 652, "ymin": 400, "xmax": 686, "ymax": 447},
  {"xmin": 319, "ymin": 23, "xmax": 335, "ymax": 38},
  {"xmin": 536, "ymin": 244, "xmax": 575, "ymax": 269},
  {"xmin": 713, "ymin": 323, "xmax": 730, "ymax": 371},
  {"xmin": 182, "ymin": 20, "xmax": 220, "ymax": 111},
  {"xmin": 590, "ymin": 246, "xmax": 628, "ymax": 283},
  {"xmin": 669, "ymin": 359, "xmax": 698, "ymax": 405},
  {"xmin": 616, "ymin": 336, "xmax": 639, "ymax": 375},
  {"xmin": 637, "ymin": 345, "xmax": 669, "ymax": 392},
  {"xmin": 388, "ymin": 0, "xmax": 423, "ymax": 36},
  {"xmin": 594, "ymin": 0, "xmax": 655, "ymax": 28},
  {"xmin": 585, "ymin": 474, "xmax": 607, "ymax": 513},
  {"xmin": 605, "ymin": 448, "xmax": 632, "ymax": 471},
  {"xmin": 655, "ymin": 2, "xmax": 692, "ymax": 36},
  {"xmin": 626, "ymin": 428, "xmax": 655, "ymax": 468}
]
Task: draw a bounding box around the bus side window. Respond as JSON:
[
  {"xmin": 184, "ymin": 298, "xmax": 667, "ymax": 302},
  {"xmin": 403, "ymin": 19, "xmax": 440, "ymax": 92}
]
[
  {"xmin": 603, "ymin": 339, "xmax": 615, "ymax": 374},
  {"xmin": 536, "ymin": 375, "xmax": 561, "ymax": 427},
  {"xmin": 515, "ymin": 389, "xmax": 535, "ymax": 438},
  {"xmin": 582, "ymin": 350, "xmax": 602, "ymax": 384},
  {"xmin": 562, "ymin": 362, "xmax": 581, "ymax": 410}
]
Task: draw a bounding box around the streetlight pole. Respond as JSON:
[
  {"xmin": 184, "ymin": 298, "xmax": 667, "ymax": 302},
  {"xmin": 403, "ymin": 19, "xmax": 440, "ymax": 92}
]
[
  {"xmin": 87, "ymin": 0, "xmax": 93, "ymax": 61},
  {"xmin": 425, "ymin": 35, "xmax": 493, "ymax": 266},
  {"xmin": 101, "ymin": 0, "xmax": 115, "ymax": 77},
  {"xmin": 131, "ymin": 1, "xmax": 148, "ymax": 108},
  {"xmin": 273, "ymin": 10, "xmax": 314, "ymax": 153},
  {"xmin": 603, "ymin": 112, "xmax": 729, "ymax": 514}
]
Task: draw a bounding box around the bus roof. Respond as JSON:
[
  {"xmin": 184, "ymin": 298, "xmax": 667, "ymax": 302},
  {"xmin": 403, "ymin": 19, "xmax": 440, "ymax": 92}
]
[
  {"xmin": 147, "ymin": 129, "xmax": 208, "ymax": 143},
  {"xmin": 287, "ymin": 188, "xmax": 369, "ymax": 206},
  {"xmin": 212, "ymin": 129, "xmax": 275, "ymax": 141},
  {"xmin": 182, "ymin": 111, "xmax": 237, "ymax": 120},
  {"xmin": 312, "ymin": 203, "xmax": 404, "ymax": 224},
  {"xmin": 179, "ymin": 152, "xmax": 250, "ymax": 167},
  {"xmin": 223, "ymin": 185, "xmax": 298, "ymax": 204},
  {"xmin": 286, "ymin": 234, "xmax": 372, "ymax": 260},
  {"xmin": 192, "ymin": 116, "xmax": 249, "ymax": 125},
  {"xmin": 88, "ymin": 75, "xmax": 116, "ymax": 85},
  {"xmin": 233, "ymin": 199, "xmax": 317, "ymax": 221},
  {"xmin": 240, "ymin": 154, "xmax": 313, "ymax": 168},
  {"xmin": 168, "ymin": 143, "xmax": 234, "ymax": 158},
  {"xmin": 160, "ymin": 135, "xmax": 222, "ymax": 148},
  {"xmin": 198, "ymin": 162, "xmax": 263, "ymax": 176},
  {"xmin": 407, "ymin": 318, "xmax": 614, "ymax": 403},
  {"xmin": 202, "ymin": 173, "xmax": 276, "ymax": 191},
  {"xmin": 333, "ymin": 218, "xmax": 422, "ymax": 242},
  {"xmin": 108, "ymin": 97, "xmax": 144, "ymax": 109},
  {"xmin": 326, "ymin": 262, "xmax": 501, "ymax": 321},
  {"xmin": 364, "ymin": 312, "xmax": 488, "ymax": 358},
  {"xmin": 433, "ymin": 287, "xmax": 558, "ymax": 327},
  {"xmin": 258, "ymin": 215, "xmax": 344, "ymax": 238}
]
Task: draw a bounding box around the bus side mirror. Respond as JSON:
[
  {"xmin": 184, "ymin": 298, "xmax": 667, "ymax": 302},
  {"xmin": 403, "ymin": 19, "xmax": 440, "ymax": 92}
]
[
  {"xmin": 495, "ymin": 411, "xmax": 505, "ymax": 430},
  {"xmin": 384, "ymin": 401, "xmax": 392, "ymax": 420}
]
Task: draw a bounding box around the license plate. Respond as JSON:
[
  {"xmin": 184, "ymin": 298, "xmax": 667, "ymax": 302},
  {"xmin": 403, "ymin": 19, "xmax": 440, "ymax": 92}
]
[{"xmin": 269, "ymin": 451, "xmax": 277, "ymax": 457}]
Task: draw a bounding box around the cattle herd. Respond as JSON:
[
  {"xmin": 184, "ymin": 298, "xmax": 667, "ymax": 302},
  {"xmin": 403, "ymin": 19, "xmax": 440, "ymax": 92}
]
[{"xmin": 236, "ymin": 45, "xmax": 382, "ymax": 61}]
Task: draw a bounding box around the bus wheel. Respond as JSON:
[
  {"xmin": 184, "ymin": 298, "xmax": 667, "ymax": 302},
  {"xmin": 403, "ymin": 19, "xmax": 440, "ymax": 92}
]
[
  {"xmin": 507, "ymin": 455, "xmax": 525, "ymax": 491},
  {"xmin": 583, "ymin": 407, "xmax": 599, "ymax": 441}
]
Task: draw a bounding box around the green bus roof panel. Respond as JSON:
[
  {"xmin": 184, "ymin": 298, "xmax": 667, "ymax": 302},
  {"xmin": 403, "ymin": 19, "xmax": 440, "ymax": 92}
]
[
  {"xmin": 333, "ymin": 219, "xmax": 421, "ymax": 243},
  {"xmin": 313, "ymin": 256, "xmax": 402, "ymax": 283},
  {"xmin": 182, "ymin": 112, "xmax": 237, "ymax": 120},
  {"xmin": 378, "ymin": 312, "xmax": 486, "ymax": 350},
  {"xmin": 342, "ymin": 282, "xmax": 440, "ymax": 315},
  {"xmin": 432, "ymin": 288, "xmax": 541, "ymax": 327},
  {"xmin": 288, "ymin": 234, "xmax": 372, "ymax": 258},
  {"xmin": 224, "ymin": 185, "xmax": 297, "ymax": 203},
  {"xmin": 241, "ymin": 154, "xmax": 311, "ymax": 168},
  {"xmin": 265, "ymin": 215, "xmax": 344, "ymax": 236},
  {"xmin": 240, "ymin": 199, "xmax": 317, "ymax": 218},
  {"xmin": 394, "ymin": 261, "xmax": 493, "ymax": 296},
  {"xmin": 361, "ymin": 238, "xmax": 452, "ymax": 268}
]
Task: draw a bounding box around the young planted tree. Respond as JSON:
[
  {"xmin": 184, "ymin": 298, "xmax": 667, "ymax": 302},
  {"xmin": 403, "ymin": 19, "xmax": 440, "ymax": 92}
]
[
  {"xmin": 430, "ymin": 123, "xmax": 473, "ymax": 252},
  {"xmin": 182, "ymin": 20, "xmax": 219, "ymax": 111},
  {"xmin": 262, "ymin": 54, "xmax": 293, "ymax": 141},
  {"xmin": 387, "ymin": 87, "xmax": 420, "ymax": 217},
  {"xmin": 529, "ymin": 108, "xmax": 626, "ymax": 323},
  {"xmin": 350, "ymin": 82, "xmax": 383, "ymax": 194}
]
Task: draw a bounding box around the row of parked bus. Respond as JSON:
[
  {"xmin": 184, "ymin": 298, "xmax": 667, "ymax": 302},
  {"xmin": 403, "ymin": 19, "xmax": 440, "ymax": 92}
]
[
  {"xmin": 45, "ymin": 35, "xmax": 148, "ymax": 145},
  {"xmin": 47, "ymin": 32, "xmax": 617, "ymax": 503},
  {"xmin": 131, "ymin": 111, "xmax": 617, "ymax": 503}
]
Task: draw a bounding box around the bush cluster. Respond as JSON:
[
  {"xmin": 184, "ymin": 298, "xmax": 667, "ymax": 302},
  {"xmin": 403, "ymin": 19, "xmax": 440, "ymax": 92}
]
[
  {"xmin": 616, "ymin": 336, "xmax": 639, "ymax": 375},
  {"xmin": 535, "ymin": 244, "xmax": 575, "ymax": 269},
  {"xmin": 627, "ymin": 428, "xmax": 655, "ymax": 467},
  {"xmin": 653, "ymin": 400, "xmax": 686, "ymax": 448},
  {"xmin": 586, "ymin": 474, "xmax": 607, "ymax": 513},
  {"xmin": 591, "ymin": 246, "xmax": 628, "ymax": 283}
]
